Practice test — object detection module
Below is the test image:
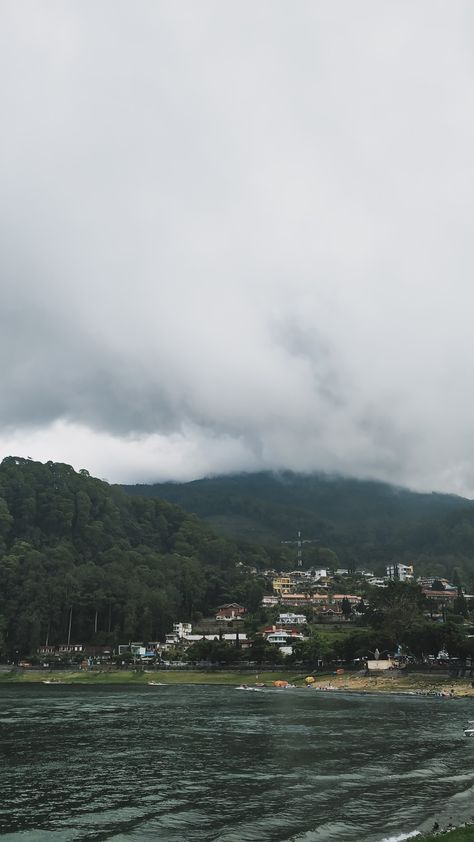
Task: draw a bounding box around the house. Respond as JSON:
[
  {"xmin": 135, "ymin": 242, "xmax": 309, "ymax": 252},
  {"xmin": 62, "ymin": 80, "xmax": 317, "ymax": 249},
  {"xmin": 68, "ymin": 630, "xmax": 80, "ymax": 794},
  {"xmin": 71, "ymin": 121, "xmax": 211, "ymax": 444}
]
[
  {"xmin": 215, "ymin": 603, "xmax": 246, "ymax": 621},
  {"xmin": 266, "ymin": 630, "xmax": 304, "ymax": 645},
  {"xmin": 262, "ymin": 595, "xmax": 279, "ymax": 606},
  {"xmin": 312, "ymin": 604, "xmax": 351, "ymax": 623},
  {"xmin": 277, "ymin": 612, "xmax": 307, "ymax": 625}
]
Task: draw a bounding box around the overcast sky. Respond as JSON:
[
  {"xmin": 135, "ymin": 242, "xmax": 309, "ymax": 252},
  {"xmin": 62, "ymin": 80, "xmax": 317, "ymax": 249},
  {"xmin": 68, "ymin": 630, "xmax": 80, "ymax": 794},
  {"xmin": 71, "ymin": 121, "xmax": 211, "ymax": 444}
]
[{"xmin": 2, "ymin": 2, "xmax": 474, "ymax": 495}]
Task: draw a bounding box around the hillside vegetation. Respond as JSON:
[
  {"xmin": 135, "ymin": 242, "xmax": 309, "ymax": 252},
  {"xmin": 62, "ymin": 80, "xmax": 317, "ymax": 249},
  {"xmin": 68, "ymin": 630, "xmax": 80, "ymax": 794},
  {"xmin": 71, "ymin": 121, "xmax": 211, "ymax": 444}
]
[
  {"xmin": 123, "ymin": 472, "xmax": 474, "ymax": 583},
  {"xmin": 0, "ymin": 458, "xmax": 269, "ymax": 658}
]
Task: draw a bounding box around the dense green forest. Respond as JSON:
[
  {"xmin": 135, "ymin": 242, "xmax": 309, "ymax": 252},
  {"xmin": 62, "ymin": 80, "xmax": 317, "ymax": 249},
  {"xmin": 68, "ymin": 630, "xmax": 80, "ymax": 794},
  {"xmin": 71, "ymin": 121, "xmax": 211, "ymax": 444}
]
[
  {"xmin": 123, "ymin": 472, "xmax": 474, "ymax": 584},
  {"xmin": 0, "ymin": 458, "xmax": 272, "ymax": 658}
]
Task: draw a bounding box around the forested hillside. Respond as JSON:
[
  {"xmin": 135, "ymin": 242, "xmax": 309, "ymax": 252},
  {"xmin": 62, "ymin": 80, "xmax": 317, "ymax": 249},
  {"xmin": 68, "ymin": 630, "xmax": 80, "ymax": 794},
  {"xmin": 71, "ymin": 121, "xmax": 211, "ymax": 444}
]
[
  {"xmin": 0, "ymin": 458, "xmax": 268, "ymax": 658},
  {"xmin": 123, "ymin": 472, "xmax": 474, "ymax": 583}
]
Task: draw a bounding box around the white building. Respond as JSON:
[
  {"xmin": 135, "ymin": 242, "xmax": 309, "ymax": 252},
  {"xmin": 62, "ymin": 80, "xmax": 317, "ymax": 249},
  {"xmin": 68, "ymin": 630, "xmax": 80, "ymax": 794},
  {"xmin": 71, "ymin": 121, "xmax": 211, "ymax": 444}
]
[
  {"xmin": 183, "ymin": 633, "xmax": 249, "ymax": 647},
  {"xmin": 174, "ymin": 622, "xmax": 192, "ymax": 638},
  {"xmin": 386, "ymin": 564, "xmax": 414, "ymax": 582},
  {"xmin": 278, "ymin": 612, "xmax": 307, "ymax": 625},
  {"xmin": 266, "ymin": 631, "xmax": 303, "ymax": 645},
  {"xmin": 165, "ymin": 622, "xmax": 193, "ymax": 646},
  {"xmin": 368, "ymin": 577, "xmax": 387, "ymax": 588},
  {"xmin": 262, "ymin": 595, "xmax": 279, "ymax": 606}
]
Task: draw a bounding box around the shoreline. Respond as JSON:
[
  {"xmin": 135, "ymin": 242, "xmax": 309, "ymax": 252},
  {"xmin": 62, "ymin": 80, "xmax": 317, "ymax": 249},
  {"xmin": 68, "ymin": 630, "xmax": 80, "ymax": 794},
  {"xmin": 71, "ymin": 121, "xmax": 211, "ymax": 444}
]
[
  {"xmin": 1, "ymin": 669, "xmax": 474, "ymax": 695},
  {"xmin": 420, "ymin": 824, "xmax": 474, "ymax": 840}
]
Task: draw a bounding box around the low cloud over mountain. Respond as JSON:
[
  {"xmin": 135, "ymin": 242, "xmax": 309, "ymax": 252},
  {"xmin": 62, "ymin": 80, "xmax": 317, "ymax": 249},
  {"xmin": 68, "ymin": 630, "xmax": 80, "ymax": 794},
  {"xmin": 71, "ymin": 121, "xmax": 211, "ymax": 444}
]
[{"xmin": 2, "ymin": 2, "xmax": 474, "ymax": 494}]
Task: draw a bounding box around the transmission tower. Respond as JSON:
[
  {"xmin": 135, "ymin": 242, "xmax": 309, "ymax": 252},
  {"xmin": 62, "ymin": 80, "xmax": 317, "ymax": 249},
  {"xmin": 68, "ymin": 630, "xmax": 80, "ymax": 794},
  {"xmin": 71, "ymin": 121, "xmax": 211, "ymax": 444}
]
[{"xmin": 281, "ymin": 530, "xmax": 316, "ymax": 568}]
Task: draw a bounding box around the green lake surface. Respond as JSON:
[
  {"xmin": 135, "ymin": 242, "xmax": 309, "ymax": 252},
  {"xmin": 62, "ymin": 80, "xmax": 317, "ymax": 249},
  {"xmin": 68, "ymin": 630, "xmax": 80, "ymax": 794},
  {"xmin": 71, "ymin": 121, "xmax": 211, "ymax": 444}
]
[{"xmin": 0, "ymin": 684, "xmax": 473, "ymax": 841}]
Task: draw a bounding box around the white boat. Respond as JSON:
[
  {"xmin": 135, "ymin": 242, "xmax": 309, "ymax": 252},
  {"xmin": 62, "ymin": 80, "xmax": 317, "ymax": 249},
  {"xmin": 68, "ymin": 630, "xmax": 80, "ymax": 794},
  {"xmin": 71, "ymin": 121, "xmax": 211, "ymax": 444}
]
[
  {"xmin": 235, "ymin": 685, "xmax": 263, "ymax": 691},
  {"xmin": 148, "ymin": 681, "xmax": 166, "ymax": 686}
]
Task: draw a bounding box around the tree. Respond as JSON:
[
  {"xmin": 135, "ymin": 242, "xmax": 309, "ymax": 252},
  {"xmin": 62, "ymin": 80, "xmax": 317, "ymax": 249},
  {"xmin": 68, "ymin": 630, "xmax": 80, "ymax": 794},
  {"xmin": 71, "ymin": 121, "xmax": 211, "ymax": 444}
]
[
  {"xmin": 454, "ymin": 587, "xmax": 469, "ymax": 619},
  {"xmin": 365, "ymin": 581, "xmax": 426, "ymax": 644},
  {"xmin": 341, "ymin": 597, "xmax": 352, "ymax": 617},
  {"xmin": 293, "ymin": 631, "xmax": 334, "ymax": 665},
  {"xmin": 0, "ymin": 457, "xmax": 257, "ymax": 656}
]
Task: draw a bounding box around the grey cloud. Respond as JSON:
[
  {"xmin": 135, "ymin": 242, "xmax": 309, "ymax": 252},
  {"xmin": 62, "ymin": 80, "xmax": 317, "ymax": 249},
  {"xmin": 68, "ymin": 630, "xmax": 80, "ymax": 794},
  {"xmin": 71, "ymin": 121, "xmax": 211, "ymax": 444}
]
[{"xmin": 1, "ymin": 1, "xmax": 474, "ymax": 493}]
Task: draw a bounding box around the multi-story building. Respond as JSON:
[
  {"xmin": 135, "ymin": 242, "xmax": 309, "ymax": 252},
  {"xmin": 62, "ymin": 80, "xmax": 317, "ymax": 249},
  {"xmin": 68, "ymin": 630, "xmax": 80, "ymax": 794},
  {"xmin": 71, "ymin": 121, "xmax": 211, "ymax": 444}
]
[
  {"xmin": 386, "ymin": 563, "xmax": 414, "ymax": 582},
  {"xmin": 272, "ymin": 577, "xmax": 292, "ymax": 595}
]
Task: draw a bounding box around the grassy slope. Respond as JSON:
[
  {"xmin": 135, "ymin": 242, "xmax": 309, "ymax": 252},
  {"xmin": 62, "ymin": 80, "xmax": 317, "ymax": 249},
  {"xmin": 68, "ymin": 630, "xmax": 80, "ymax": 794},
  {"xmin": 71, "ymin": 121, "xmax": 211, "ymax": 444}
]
[
  {"xmin": 0, "ymin": 670, "xmax": 307, "ymax": 685},
  {"xmin": 2, "ymin": 669, "xmax": 474, "ymax": 696}
]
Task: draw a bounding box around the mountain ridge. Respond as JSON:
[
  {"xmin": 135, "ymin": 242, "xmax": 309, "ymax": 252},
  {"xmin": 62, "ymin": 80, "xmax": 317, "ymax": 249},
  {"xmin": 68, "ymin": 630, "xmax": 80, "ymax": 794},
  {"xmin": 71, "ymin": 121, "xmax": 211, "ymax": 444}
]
[{"xmin": 122, "ymin": 471, "xmax": 474, "ymax": 582}]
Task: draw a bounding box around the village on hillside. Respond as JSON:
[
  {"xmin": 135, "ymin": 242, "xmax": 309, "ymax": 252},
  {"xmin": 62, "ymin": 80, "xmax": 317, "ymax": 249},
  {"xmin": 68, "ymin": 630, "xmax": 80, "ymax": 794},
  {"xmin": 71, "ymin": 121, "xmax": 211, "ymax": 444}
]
[{"xmin": 26, "ymin": 562, "xmax": 474, "ymax": 674}]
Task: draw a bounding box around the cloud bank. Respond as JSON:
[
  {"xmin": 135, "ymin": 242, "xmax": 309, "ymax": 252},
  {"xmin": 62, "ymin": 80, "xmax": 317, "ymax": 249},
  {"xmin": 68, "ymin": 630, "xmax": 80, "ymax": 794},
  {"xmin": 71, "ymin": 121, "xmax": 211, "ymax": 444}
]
[{"xmin": 2, "ymin": 1, "xmax": 474, "ymax": 494}]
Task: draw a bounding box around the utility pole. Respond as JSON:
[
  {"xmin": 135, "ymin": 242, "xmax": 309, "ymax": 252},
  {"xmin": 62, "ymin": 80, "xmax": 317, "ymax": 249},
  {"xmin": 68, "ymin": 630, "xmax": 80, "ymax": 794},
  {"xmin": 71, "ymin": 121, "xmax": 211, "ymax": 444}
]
[
  {"xmin": 67, "ymin": 606, "xmax": 73, "ymax": 646},
  {"xmin": 281, "ymin": 530, "xmax": 316, "ymax": 568}
]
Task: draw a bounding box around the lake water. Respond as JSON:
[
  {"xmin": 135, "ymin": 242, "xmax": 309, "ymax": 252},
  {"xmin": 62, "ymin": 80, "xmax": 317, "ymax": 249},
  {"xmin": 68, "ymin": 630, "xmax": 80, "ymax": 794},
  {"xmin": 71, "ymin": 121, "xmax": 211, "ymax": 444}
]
[{"xmin": 0, "ymin": 684, "xmax": 473, "ymax": 841}]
